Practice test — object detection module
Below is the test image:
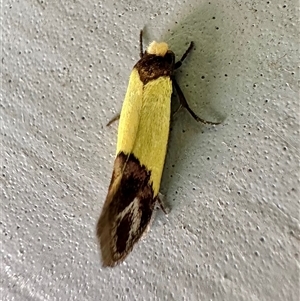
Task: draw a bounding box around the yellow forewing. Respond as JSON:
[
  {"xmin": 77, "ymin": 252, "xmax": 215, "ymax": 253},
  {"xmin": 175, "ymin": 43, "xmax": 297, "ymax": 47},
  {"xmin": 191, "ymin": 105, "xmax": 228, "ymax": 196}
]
[{"xmin": 116, "ymin": 68, "xmax": 172, "ymax": 196}]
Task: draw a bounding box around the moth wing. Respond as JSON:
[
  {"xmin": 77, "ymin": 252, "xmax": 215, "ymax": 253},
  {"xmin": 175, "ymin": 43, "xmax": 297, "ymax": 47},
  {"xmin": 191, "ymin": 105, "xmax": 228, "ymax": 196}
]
[
  {"xmin": 97, "ymin": 67, "xmax": 153, "ymax": 266},
  {"xmin": 97, "ymin": 152, "xmax": 156, "ymax": 267},
  {"xmin": 116, "ymin": 69, "xmax": 144, "ymax": 156},
  {"xmin": 97, "ymin": 68, "xmax": 171, "ymax": 266}
]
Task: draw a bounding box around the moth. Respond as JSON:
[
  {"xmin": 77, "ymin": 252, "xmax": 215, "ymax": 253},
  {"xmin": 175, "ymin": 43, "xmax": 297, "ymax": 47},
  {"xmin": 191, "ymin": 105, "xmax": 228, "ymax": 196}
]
[{"xmin": 96, "ymin": 30, "xmax": 219, "ymax": 267}]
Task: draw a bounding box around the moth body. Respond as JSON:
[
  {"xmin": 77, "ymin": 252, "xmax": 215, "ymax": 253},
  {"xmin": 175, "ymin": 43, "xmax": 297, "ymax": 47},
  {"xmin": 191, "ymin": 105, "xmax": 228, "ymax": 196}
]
[{"xmin": 96, "ymin": 31, "xmax": 219, "ymax": 267}]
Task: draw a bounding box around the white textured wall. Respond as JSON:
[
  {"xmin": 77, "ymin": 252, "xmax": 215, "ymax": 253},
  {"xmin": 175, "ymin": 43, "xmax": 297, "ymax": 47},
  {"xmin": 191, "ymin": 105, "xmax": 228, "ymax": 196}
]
[{"xmin": 1, "ymin": 0, "xmax": 299, "ymax": 300}]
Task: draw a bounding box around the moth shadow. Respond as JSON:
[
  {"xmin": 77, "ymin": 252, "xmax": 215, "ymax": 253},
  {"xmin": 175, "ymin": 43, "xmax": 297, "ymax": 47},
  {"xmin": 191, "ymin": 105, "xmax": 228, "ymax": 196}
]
[{"xmin": 158, "ymin": 3, "xmax": 230, "ymax": 209}]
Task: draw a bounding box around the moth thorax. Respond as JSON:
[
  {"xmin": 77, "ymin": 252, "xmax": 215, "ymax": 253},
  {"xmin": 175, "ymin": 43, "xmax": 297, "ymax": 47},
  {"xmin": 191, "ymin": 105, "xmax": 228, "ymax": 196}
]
[{"xmin": 147, "ymin": 41, "xmax": 169, "ymax": 56}]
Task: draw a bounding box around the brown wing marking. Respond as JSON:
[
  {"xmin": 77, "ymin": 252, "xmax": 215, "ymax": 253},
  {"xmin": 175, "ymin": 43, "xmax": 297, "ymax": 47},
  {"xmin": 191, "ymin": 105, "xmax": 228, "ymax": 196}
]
[{"xmin": 96, "ymin": 152, "xmax": 156, "ymax": 267}]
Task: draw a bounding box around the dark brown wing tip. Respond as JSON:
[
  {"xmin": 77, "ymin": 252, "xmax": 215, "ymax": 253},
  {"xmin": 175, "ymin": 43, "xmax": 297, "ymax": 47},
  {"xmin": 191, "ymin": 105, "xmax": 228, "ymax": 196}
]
[
  {"xmin": 96, "ymin": 152, "xmax": 156, "ymax": 268},
  {"xmin": 101, "ymin": 255, "xmax": 119, "ymax": 268},
  {"xmin": 99, "ymin": 241, "xmax": 126, "ymax": 268},
  {"xmin": 96, "ymin": 215, "xmax": 116, "ymax": 267},
  {"xmin": 96, "ymin": 208, "xmax": 127, "ymax": 268}
]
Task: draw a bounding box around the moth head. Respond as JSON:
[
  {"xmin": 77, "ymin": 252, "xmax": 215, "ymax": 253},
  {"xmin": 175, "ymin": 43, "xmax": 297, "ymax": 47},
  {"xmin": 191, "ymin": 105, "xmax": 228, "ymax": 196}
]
[{"xmin": 147, "ymin": 41, "xmax": 169, "ymax": 57}]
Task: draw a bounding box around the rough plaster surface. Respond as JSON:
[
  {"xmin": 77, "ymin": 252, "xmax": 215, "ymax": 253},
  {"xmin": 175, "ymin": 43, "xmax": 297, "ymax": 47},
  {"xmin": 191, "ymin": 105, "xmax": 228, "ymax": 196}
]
[{"xmin": 1, "ymin": 0, "xmax": 299, "ymax": 300}]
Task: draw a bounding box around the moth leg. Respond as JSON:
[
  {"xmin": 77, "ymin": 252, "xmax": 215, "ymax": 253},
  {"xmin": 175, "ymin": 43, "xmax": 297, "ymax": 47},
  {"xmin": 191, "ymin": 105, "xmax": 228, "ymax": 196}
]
[
  {"xmin": 173, "ymin": 79, "xmax": 221, "ymax": 125},
  {"xmin": 106, "ymin": 113, "xmax": 120, "ymax": 126},
  {"xmin": 156, "ymin": 192, "xmax": 170, "ymax": 215},
  {"xmin": 175, "ymin": 41, "xmax": 194, "ymax": 69},
  {"xmin": 141, "ymin": 216, "xmax": 155, "ymax": 240},
  {"xmin": 172, "ymin": 103, "xmax": 183, "ymax": 118},
  {"xmin": 139, "ymin": 30, "xmax": 144, "ymax": 58}
]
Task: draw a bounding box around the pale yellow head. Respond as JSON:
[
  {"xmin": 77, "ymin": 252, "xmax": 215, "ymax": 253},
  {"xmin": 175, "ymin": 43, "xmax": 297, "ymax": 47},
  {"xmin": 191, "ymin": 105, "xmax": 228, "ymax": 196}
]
[{"xmin": 147, "ymin": 41, "xmax": 169, "ymax": 56}]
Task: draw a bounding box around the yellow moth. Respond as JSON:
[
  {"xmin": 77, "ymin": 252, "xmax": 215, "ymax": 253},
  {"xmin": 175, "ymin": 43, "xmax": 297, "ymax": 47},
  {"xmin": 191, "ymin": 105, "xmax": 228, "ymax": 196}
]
[{"xmin": 96, "ymin": 30, "xmax": 219, "ymax": 267}]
